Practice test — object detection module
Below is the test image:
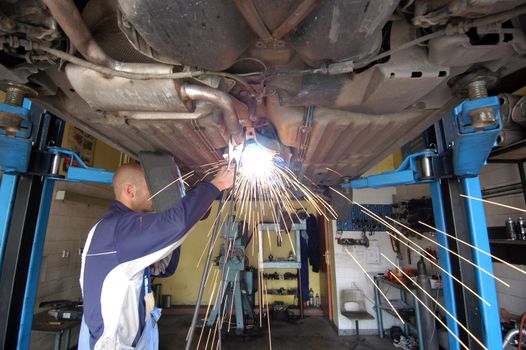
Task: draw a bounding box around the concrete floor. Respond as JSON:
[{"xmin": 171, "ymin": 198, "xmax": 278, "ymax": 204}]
[{"xmin": 158, "ymin": 315, "xmax": 397, "ymax": 350}]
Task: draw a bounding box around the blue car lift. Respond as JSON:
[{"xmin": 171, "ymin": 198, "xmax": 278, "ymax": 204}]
[
  {"xmin": 0, "ymin": 90, "xmax": 113, "ymax": 349},
  {"xmin": 342, "ymin": 96, "xmax": 503, "ymax": 350}
]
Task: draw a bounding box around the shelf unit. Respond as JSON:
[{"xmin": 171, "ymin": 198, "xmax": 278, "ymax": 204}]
[
  {"xmin": 257, "ymin": 222, "xmax": 306, "ymax": 317},
  {"xmin": 486, "ymin": 140, "xmax": 526, "ymax": 263},
  {"xmin": 488, "ymin": 139, "xmax": 526, "ymax": 205}
]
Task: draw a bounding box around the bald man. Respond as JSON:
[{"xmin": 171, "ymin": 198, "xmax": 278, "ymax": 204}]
[{"xmin": 79, "ymin": 163, "xmax": 234, "ymax": 350}]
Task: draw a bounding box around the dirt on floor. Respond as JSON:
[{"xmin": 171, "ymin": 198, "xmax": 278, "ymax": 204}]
[{"xmin": 158, "ymin": 315, "xmax": 397, "ymax": 350}]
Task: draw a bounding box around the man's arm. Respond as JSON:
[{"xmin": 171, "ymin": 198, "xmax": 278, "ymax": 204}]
[{"xmin": 115, "ymin": 182, "xmax": 220, "ymax": 278}]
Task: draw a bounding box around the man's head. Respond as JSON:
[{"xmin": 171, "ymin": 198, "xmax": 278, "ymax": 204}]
[{"xmin": 112, "ymin": 163, "xmax": 154, "ymax": 212}]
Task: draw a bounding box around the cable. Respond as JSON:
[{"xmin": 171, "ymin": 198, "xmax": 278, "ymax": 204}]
[
  {"xmin": 0, "ymin": 37, "xmax": 258, "ymax": 95},
  {"xmin": 35, "ymin": 43, "xmax": 206, "ymax": 80},
  {"xmin": 184, "ymin": 191, "xmax": 229, "ymax": 350}
]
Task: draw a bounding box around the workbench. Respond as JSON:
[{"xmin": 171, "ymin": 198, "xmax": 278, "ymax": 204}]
[
  {"xmin": 31, "ymin": 311, "xmax": 81, "ymax": 350},
  {"xmin": 373, "ymin": 275, "xmax": 442, "ymax": 348}
]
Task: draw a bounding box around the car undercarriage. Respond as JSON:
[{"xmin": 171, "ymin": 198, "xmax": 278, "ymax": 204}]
[{"xmin": 1, "ymin": 0, "xmax": 525, "ymax": 185}]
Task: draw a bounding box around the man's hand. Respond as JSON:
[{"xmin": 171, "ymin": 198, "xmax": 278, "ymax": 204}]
[{"xmin": 210, "ymin": 166, "xmax": 235, "ymax": 192}]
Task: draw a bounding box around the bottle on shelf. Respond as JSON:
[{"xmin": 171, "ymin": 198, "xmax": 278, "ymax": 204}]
[
  {"xmin": 309, "ymin": 288, "xmax": 314, "ymax": 307},
  {"xmin": 518, "ymin": 217, "xmax": 526, "ymax": 240},
  {"xmin": 315, "ymin": 293, "xmax": 320, "ymax": 307},
  {"xmin": 506, "ymin": 217, "xmax": 516, "ymax": 240}
]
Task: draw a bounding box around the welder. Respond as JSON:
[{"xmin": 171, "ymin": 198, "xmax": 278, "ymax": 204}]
[{"xmin": 78, "ymin": 163, "xmax": 234, "ymax": 349}]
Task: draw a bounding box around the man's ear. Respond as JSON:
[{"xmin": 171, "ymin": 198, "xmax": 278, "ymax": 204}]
[{"xmin": 124, "ymin": 183, "xmax": 135, "ymax": 198}]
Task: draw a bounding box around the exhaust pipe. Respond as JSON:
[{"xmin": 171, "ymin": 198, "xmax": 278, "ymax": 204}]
[
  {"xmin": 42, "ymin": 0, "xmax": 173, "ymax": 74},
  {"xmin": 43, "ymin": 0, "xmax": 245, "ymax": 145},
  {"xmin": 181, "ymin": 84, "xmax": 244, "ymax": 145},
  {"xmin": 42, "ymin": 0, "xmax": 116, "ymax": 68}
]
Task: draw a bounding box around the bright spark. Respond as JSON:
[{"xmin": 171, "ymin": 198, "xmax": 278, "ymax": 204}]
[
  {"xmin": 239, "ymin": 143, "xmax": 276, "ymax": 178},
  {"xmin": 460, "ymin": 194, "xmax": 526, "ymax": 213}
]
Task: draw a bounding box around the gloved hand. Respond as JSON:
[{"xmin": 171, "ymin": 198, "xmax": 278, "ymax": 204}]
[{"xmin": 210, "ymin": 166, "xmax": 235, "ymax": 191}]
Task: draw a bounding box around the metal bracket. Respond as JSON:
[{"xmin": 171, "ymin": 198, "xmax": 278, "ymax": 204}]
[
  {"xmin": 0, "ymin": 99, "xmax": 32, "ymax": 173},
  {"xmin": 47, "ymin": 147, "xmax": 114, "ymax": 185},
  {"xmin": 343, "ymin": 150, "xmax": 437, "ymax": 189},
  {"xmin": 443, "ymin": 96, "xmax": 501, "ymax": 177}
]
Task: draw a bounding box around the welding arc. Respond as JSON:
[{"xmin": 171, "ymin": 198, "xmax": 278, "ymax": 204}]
[
  {"xmin": 344, "ymin": 249, "xmax": 405, "ymax": 324},
  {"xmin": 386, "ymin": 264, "xmax": 472, "ymax": 350},
  {"xmin": 382, "ymin": 253, "xmax": 488, "ymax": 350},
  {"xmin": 329, "ymin": 187, "xmax": 491, "ymax": 307},
  {"xmin": 460, "ymin": 194, "xmax": 526, "ymax": 214},
  {"xmin": 385, "ymin": 216, "xmax": 510, "ymax": 288},
  {"xmin": 419, "ymin": 220, "xmax": 526, "ymax": 277}
]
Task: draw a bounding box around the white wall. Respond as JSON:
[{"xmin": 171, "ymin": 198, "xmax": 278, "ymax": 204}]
[
  {"xmin": 331, "ymin": 161, "xmax": 526, "ymax": 337},
  {"xmin": 333, "ymin": 187, "xmax": 404, "ymax": 335},
  {"xmin": 29, "ymin": 182, "xmax": 111, "ymax": 350}
]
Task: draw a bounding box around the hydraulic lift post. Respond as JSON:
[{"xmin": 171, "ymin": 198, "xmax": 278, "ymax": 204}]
[
  {"xmin": 0, "ymin": 92, "xmax": 114, "ymax": 349},
  {"xmin": 342, "ymin": 95, "xmax": 503, "ymax": 350}
]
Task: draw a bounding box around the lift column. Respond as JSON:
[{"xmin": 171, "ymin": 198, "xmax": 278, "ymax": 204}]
[
  {"xmin": 0, "ymin": 85, "xmax": 65, "ymax": 350},
  {"xmin": 342, "ymin": 91, "xmax": 503, "ymax": 350}
]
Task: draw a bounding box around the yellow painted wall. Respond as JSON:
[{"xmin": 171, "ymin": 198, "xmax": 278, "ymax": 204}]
[
  {"xmin": 365, "ymin": 153, "xmax": 396, "ymax": 175},
  {"xmin": 61, "ymin": 123, "xmax": 121, "ymax": 172},
  {"xmin": 157, "ymin": 201, "xmax": 322, "ymax": 306},
  {"xmin": 93, "ymin": 140, "xmax": 122, "ymax": 171}
]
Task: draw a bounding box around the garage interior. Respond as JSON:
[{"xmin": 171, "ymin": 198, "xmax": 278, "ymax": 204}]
[{"xmin": 1, "ymin": 1, "xmax": 526, "ymax": 350}]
